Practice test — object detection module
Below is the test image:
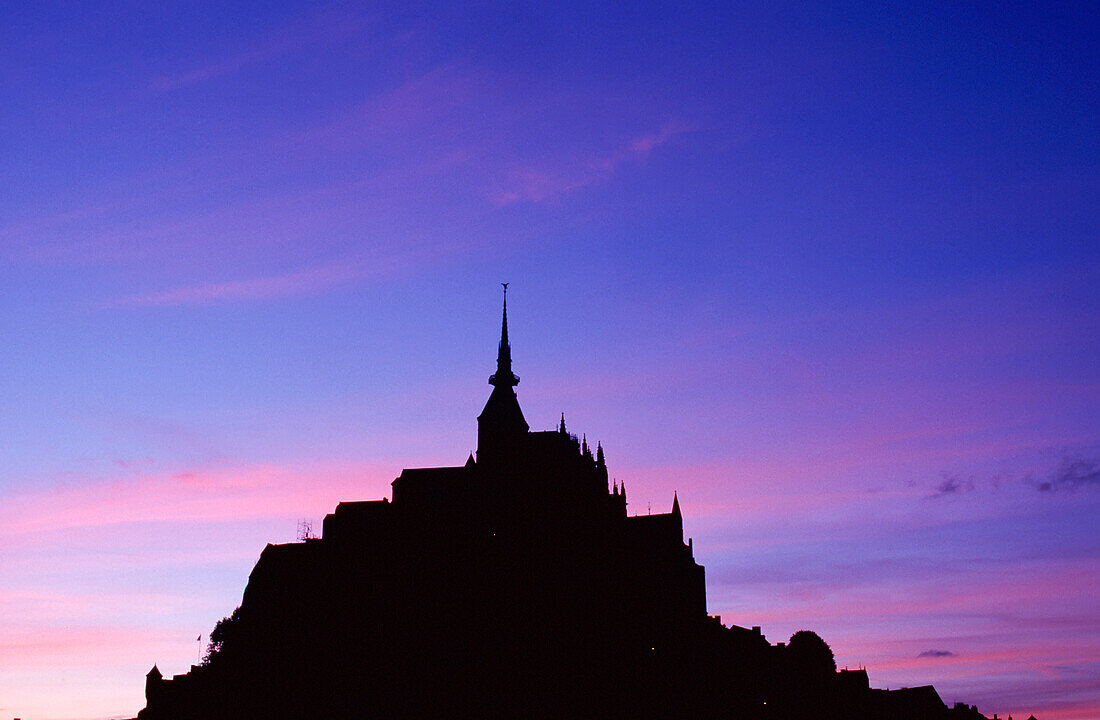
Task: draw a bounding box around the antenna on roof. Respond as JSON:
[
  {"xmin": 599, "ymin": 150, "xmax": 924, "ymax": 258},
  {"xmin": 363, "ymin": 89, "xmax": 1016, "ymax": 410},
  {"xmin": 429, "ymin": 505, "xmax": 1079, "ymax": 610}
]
[{"xmin": 297, "ymin": 519, "xmax": 314, "ymax": 541}]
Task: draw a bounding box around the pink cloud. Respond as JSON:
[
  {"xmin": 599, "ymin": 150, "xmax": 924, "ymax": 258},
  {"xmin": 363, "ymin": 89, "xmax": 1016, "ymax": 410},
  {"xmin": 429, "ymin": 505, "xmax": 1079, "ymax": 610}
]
[
  {"xmin": 103, "ymin": 262, "xmax": 360, "ymax": 308},
  {"xmin": 299, "ymin": 66, "xmax": 481, "ymax": 152},
  {"xmin": 705, "ymin": 560, "xmax": 1100, "ymax": 720},
  {"xmin": 1021, "ymin": 700, "xmax": 1100, "ymax": 720},
  {"xmin": 0, "ymin": 625, "xmax": 171, "ymax": 670},
  {"xmin": 151, "ymin": 43, "xmax": 288, "ymax": 92},
  {"xmin": 0, "ymin": 460, "xmax": 397, "ymax": 544},
  {"xmin": 709, "ymin": 559, "xmax": 1100, "ymax": 663},
  {"xmin": 489, "ymin": 122, "xmax": 690, "ymax": 206},
  {"xmin": 98, "ymin": 229, "xmax": 452, "ymax": 307},
  {"xmin": 591, "ymin": 123, "xmax": 690, "ymax": 172},
  {"xmin": 0, "ymin": 458, "xmax": 406, "ymax": 720},
  {"xmin": 149, "ymin": 9, "xmax": 370, "ymax": 92},
  {"xmin": 812, "ymin": 561, "xmax": 1094, "ymax": 624},
  {"xmin": 0, "ymin": 624, "xmax": 195, "ymax": 720},
  {"xmin": 0, "ymin": 589, "xmax": 205, "ymax": 625}
]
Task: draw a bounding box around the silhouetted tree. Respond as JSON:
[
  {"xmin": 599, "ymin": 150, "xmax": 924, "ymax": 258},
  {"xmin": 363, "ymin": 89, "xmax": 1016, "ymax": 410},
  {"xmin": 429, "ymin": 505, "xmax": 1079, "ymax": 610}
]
[
  {"xmin": 788, "ymin": 629, "xmax": 836, "ymax": 676},
  {"xmin": 203, "ymin": 606, "xmax": 242, "ymax": 664}
]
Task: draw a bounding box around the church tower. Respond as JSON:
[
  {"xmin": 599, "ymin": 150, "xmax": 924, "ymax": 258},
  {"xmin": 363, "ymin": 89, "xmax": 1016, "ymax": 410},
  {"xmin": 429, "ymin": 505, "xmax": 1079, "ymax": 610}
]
[{"xmin": 477, "ymin": 284, "xmax": 528, "ymax": 467}]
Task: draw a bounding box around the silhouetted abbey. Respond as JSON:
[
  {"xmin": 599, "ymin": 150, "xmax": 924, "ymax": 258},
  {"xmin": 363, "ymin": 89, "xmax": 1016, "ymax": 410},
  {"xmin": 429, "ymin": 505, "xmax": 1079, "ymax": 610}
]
[{"xmin": 138, "ymin": 291, "xmax": 1018, "ymax": 720}]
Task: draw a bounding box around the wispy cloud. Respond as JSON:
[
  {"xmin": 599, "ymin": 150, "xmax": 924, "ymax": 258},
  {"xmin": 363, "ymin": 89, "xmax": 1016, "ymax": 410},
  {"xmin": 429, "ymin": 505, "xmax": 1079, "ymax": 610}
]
[
  {"xmin": 298, "ymin": 65, "xmax": 481, "ymax": 152},
  {"xmin": 590, "ymin": 123, "xmax": 689, "ymax": 173},
  {"xmin": 151, "ymin": 42, "xmax": 292, "ymax": 92},
  {"xmin": 150, "ymin": 9, "xmax": 369, "ymax": 92},
  {"xmin": 0, "ymin": 460, "xmax": 397, "ymax": 544},
  {"xmin": 1036, "ymin": 458, "xmax": 1100, "ymax": 493},
  {"xmin": 489, "ymin": 122, "xmax": 690, "ymax": 206},
  {"xmin": 0, "ymin": 625, "xmax": 164, "ymax": 669},
  {"xmin": 916, "ymin": 456, "xmax": 1100, "ymax": 500},
  {"xmin": 919, "ymin": 649, "xmax": 957, "ymax": 658},
  {"xmin": 99, "ymin": 231, "xmax": 448, "ymax": 308},
  {"xmin": 103, "ymin": 262, "xmax": 360, "ymax": 308},
  {"xmin": 928, "ymin": 474, "xmax": 976, "ymax": 499}
]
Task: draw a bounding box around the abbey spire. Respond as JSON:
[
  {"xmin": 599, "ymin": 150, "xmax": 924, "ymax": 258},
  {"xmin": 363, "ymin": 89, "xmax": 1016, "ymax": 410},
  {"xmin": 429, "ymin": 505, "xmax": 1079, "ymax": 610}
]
[
  {"xmin": 489, "ymin": 283, "xmax": 519, "ymax": 388},
  {"xmin": 477, "ymin": 284, "xmax": 528, "ymax": 465}
]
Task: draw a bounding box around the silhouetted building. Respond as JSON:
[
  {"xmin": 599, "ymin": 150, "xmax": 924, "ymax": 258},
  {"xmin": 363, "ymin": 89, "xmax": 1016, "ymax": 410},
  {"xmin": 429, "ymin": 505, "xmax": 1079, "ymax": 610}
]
[{"xmin": 136, "ymin": 291, "xmax": 1020, "ymax": 720}]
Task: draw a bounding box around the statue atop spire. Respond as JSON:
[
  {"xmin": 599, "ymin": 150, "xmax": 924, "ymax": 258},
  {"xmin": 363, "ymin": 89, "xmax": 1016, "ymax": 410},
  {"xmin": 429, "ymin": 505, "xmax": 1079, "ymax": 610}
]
[{"xmin": 489, "ymin": 283, "xmax": 519, "ymax": 388}]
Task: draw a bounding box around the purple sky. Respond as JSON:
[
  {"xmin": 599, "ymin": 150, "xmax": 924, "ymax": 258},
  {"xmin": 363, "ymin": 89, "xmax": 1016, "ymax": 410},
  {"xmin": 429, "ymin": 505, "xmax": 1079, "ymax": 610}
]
[{"xmin": 2, "ymin": 2, "xmax": 1098, "ymax": 719}]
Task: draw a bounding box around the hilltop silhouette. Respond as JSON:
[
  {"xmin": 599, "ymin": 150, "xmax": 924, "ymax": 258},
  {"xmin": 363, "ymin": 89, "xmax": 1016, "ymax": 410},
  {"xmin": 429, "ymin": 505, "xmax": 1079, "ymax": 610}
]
[{"xmin": 135, "ymin": 289, "xmax": 1024, "ymax": 720}]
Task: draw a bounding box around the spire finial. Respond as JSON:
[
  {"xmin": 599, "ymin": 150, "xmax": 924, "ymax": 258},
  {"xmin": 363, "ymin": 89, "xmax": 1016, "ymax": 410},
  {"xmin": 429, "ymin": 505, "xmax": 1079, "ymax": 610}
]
[
  {"xmin": 559, "ymin": 412, "xmax": 566, "ymax": 434},
  {"xmin": 489, "ymin": 283, "xmax": 519, "ymax": 387}
]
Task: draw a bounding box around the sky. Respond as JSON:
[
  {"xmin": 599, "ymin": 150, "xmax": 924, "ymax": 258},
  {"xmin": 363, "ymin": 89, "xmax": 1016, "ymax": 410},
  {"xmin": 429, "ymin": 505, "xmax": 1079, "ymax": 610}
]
[{"xmin": 1, "ymin": 1, "xmax": 1097, "ymax": 718}]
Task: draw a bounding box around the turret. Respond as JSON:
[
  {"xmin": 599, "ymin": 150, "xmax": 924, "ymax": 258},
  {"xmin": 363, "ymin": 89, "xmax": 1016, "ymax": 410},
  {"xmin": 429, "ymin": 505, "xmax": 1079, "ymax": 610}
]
[{"xmin": 145, "ymin": 664, "xmax": 164, "ymax": 707}]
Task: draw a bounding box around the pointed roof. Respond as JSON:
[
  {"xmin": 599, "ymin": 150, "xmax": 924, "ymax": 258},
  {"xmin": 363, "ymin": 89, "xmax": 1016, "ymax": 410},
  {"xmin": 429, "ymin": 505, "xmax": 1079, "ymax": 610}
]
[
  {"xmin": 671, "ymin": 492, "xmax": 681, "ymax": 517},
  {"xmin": 148, "ymin": 664, "xmax": 162, "ymax": 679}
]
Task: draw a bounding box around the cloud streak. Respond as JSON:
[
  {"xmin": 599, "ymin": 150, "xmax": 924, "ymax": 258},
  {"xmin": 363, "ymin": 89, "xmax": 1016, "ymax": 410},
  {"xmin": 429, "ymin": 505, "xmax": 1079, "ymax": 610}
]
[
  {"xmin": 918, "ymin": 649, "xmax": 957, "ymax": 658},
  {"xmin": 103, "ymin": 262, "xmax": 361, "ymax": 308},
  {"xmin": 489, "ymin": 122, "xmax": 690, "ymax": 206},
  {"xmin": 99, "ymin": 231, "xmax": 448, "ymax": 308},
  {"xmin": 1036, "ymin": 458, "xmax": 1100, "ymax": 493},
  {"xmin": 149, "ymin": 9, "xmax": 368, "ymax": 92},
  {"xmin": 0, "ymin": 460, "xmax": 397, "ymax": 544},
  {"xmin": 929, "ymin": 474, "xmax": 975, "ymax": 498}
]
